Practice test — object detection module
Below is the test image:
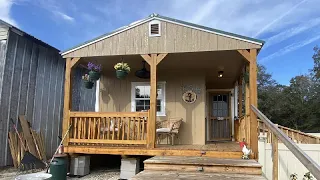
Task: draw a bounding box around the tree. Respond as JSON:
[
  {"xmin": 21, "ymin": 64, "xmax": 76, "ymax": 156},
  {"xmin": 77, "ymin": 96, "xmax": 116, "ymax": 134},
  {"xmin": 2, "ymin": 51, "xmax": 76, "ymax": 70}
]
[
  {"xmin": 312, "ymin": 46, "xmax": 320, "ymax": 79},
  {"xmin": 257, "ymin": 45, "xmax": 320, "ymax": 132}
]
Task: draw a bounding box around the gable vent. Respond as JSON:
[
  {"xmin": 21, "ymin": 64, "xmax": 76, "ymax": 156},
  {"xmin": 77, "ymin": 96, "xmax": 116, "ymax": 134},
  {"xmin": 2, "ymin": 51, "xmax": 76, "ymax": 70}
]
[{"xmin": 149, "ymin": 20, "xmax": 161, "ymax": 37}]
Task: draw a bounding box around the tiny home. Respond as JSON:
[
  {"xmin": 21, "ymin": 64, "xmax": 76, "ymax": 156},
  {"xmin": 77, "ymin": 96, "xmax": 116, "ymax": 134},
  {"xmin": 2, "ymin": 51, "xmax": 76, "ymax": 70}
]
[
  {"xmin": 61, "ymin": 14, "xmax": 264, "ymax": 159},
  {"xmin": 0, "ymin": 19, "xmax": 95, "ymax": 166}
]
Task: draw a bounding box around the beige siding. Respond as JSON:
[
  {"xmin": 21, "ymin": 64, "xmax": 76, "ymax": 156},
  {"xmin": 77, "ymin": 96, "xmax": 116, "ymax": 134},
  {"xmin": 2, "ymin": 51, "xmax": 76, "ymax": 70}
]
[
  {"xmin": 63, "ymin": 20, "xmax": 261, "ymax": 58},
  {"xmin": 0, "ymin": 25, "xmax": 9, "ymax": 40},
  {"xmin": 99, "ymin": 70, "xmax": 206, "ymax": 145}
]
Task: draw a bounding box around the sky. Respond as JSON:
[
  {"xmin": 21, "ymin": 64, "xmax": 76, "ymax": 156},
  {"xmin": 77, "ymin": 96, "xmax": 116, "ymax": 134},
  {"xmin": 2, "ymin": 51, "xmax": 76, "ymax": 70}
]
[{"xmin": 1, "ymin": 0, "xmax": 320, "ymax": 85}]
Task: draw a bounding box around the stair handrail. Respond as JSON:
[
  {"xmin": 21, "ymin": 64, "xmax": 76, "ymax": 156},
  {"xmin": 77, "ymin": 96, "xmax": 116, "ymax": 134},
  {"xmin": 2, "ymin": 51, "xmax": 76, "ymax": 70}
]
[{"xmin": 251, "ymin": 105, "xmax": 320, "ymax": 179}]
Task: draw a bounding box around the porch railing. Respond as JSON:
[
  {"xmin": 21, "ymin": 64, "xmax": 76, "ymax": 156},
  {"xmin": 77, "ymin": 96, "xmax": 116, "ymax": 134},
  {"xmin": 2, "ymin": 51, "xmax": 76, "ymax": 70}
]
[
  {"xmin": 258, "ymin": 119, "xmax": 320, "ymax": 144},
  {"xmin": 68, "ymin": 111, "xmax": 149, "ymax": 146}
]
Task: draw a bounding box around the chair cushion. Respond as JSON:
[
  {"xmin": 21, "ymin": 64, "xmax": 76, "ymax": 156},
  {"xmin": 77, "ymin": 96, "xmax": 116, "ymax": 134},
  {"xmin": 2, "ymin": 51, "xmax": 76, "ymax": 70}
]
[{"xmin": 156, "ymin": 128, "xmax": 171, "ymax": 133}]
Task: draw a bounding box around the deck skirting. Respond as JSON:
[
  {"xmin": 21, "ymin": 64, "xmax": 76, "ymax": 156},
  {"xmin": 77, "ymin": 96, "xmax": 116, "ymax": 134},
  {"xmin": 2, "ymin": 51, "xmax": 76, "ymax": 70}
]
[{"xmin": 65, "ymin": 146, "xmax": 243, "ymax": 159}]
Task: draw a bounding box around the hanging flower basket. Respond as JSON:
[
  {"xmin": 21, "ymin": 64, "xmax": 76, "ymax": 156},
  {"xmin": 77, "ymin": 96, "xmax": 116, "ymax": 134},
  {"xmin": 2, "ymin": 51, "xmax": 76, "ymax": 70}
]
[
  {"xmin": 116, "ymin": 70, "xmax": 128, "ymax": 79},
  {"xmin": 83, "ymin": 80, "xmax": 94, "ymax": 89},
  {"xmin": 87, "ymin": 62, "xmax": 102, "ymax": 81},
  {"xmin": 114, "ymin": 62, "xmax": 130, "ymax": 79},
  {"xmin": 89, "ymin": 70, "xmax": 101, "ymax": 81},
  {"xmin": 82, "ymin": 74, "xmax": 94, "ymax": 89}
]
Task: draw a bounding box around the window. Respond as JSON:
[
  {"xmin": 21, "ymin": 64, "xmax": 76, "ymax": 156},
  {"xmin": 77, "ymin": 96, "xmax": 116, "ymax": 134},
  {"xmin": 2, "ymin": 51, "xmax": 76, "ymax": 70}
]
[
  {"xmin": 212, "ymin": 94, "xmax": 229, "ymax": 117},
  {"xmin": 131, "ymin": 82, "xmax": 165, "ymax": 116},
  {"xmin": 149, "ymin": 20, "xmax": 161, "ymax": 37}
]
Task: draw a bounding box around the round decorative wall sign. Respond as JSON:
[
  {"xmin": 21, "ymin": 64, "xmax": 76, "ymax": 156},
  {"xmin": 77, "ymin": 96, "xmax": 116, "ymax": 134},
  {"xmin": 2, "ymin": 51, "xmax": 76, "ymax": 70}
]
[{"xmin": 182, "ymin": 90, "xmax": 197, "ymax": 104}]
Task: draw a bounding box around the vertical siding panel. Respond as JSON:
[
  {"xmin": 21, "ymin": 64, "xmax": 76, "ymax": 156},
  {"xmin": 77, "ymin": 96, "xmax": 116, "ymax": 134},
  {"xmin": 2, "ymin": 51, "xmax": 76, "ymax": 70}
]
[
  {"xmin": 40, "ymin": 48, "xmax": 51, "ymax": 157},
  {"xmin": 56, "ymin": 57, "xmax": 65, "ymax": 146},
  {"xmin": 50, "ymin": 53, "xmax": 59, "ymax": 154},
  {"xmin": 1, "ymin": 32, "xmax": 18, "ymax": 166},
  {"xmin": 0, "ymin": 40, "xmax": 7, "ymax": 166},
  {"xmin": 45, "ymin": 50, "xmax": 55, "ymax": 156},
  {"xmin": 0, "ymin": 40, "xmax": 7, "ymax": 108},
  {"xmin": 33, "ymin": 46, "xmax": 47, "ymax": 135},
  {"xmin": 10, "ymin": 35, "xmax": 26, "ymax": 125},
  {"xmin": 18, "ymin": 39, "xmax": 33, "ymax": 119},
  {"xmin": 26, "ymin": 44, "xmax": 39, "ymax": 124}
]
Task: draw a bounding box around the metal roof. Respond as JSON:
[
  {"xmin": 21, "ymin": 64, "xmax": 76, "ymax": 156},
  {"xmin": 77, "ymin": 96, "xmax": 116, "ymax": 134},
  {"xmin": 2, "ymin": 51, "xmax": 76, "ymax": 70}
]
[
  {"xmin": 61, "ymin": 13, "xmax": 265, "ymax": 55},
  {"xmin": 0, "ymin": 19, "xmax": 60, "ymax": 51}
]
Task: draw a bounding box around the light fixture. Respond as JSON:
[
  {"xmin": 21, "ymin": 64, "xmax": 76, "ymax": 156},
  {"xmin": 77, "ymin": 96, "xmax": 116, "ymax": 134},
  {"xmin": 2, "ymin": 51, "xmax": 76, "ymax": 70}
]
[
  {"xmin": 218, "ymin": 71, "xmax": 223, "ymax": 78},
  {"xmin": 135, "ymin": 61, "xmax": 150, "ymax": 79}
]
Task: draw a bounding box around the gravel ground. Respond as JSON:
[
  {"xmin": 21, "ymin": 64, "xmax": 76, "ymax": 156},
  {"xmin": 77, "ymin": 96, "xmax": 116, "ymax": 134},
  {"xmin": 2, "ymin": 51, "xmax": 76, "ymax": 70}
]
[
  {"xmin": 68, "ymin": 169, "xmax": 120, "ymax": 180},
  {"xmin": 0, "ymin": 167, "xmax": 120, "ymax": 180}
]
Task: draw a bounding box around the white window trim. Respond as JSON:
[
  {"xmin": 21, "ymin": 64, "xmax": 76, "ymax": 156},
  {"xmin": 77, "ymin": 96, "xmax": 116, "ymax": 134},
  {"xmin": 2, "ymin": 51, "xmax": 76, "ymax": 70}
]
[
  {"xmin": 149, "ymin": 20, "xmax": 161, "ymax": 37},
  {"xmin": 131, "ymin": 81, "xmax": 166, "ymax": 116}
]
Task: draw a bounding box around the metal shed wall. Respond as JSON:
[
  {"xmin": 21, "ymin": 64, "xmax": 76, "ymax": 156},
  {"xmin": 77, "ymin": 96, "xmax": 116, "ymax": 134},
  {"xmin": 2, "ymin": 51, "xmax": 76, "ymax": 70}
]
[{"xmin": 0, "ymin": 30, "xmax": 95, "ymax": 166}]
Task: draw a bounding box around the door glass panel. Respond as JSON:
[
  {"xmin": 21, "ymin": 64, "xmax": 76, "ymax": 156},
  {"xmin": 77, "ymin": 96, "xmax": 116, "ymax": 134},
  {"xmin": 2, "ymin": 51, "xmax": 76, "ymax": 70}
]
[{"xmin": 212, "ymin": 94, "xmax": 229, "ymax": 117}]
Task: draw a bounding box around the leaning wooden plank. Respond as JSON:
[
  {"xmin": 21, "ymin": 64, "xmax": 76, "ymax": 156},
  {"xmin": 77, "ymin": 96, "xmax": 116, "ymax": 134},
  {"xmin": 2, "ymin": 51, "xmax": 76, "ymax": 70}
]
[
  {"xmin": 8, "ymin": 132, "xmax": 18, "ymax": 168},
  {"xmin": 19, "ymin": 115, "xmax": 38, "ymax": 156},
  {"xmin": 39, "ymin": 131, "xmax": 46, "ymax": 161},
  {"xmin": 30, "ymin": 129, "xmax": 42, "ymax": 160},
  {"xmin": 17, "ymin": 133, "xmax": 21, "ymax": 166},
  {"xmin": 36, "ymin": 131, "xmax": 46, "ymax": 161}
]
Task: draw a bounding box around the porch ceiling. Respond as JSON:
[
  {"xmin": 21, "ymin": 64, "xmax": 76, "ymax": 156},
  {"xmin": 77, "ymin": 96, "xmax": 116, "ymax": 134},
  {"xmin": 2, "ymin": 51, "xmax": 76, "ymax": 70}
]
[{"xmin": 80, "ymin": 50, "xmax": 245, "ymax": 89}]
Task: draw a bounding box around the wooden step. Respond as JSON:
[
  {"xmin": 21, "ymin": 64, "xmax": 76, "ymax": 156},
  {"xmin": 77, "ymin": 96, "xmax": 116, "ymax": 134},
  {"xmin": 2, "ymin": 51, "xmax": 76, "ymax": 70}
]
[
  {"xmin": 143, "ymin": 156, "xmax": 262, "ymax": 175},
  {"xmin": 132, "ymin": 170, "xmax": 267, "ymax": 180}
]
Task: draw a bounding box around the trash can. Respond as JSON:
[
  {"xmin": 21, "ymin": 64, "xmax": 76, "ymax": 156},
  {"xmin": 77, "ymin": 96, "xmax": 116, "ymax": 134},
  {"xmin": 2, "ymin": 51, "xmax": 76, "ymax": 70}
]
[{"xmin": 50, "ymin": 154, "xmax": 68, "ymax": 180}]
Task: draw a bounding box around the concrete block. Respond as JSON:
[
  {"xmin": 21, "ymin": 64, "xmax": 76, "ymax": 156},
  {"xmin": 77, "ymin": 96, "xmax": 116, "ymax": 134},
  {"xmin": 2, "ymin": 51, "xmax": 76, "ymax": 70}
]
[
  {"xmin": 71, "ymin": 156, "xmax": 90, "ymax": 168},
  {"xmin": 70, "ymin": 166, "xmax": 90, "ymax": 176},
  {"xmin": 120, "ymin": 157, "xmax": 140, "ymax": 179}
]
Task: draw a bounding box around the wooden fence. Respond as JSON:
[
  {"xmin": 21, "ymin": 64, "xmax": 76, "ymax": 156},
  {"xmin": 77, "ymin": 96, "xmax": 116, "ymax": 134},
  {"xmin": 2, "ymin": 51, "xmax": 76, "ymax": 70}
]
[
  {"xmin": 68, "ymin": 111, "xmax": 149, "ymax": 146},
  {"xmin": 258, "ymin": 120, "xmax": 320, "ymax": 144}
]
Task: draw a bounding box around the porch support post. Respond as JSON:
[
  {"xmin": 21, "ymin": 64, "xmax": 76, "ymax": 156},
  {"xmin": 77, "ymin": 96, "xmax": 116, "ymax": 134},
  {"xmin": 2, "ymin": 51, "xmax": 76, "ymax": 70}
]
[
  {"xmin": 245, "ymin": 64, "xmax": 251, "ymax": 148},
  {"xmin": 62, "ymin": 58, "xmax": 72, "ymax": 146},
  {"xmin": 141, "ymin": 53, "xmax": 167, "ymax": 149},
  {"xmin": 249, "ymin": 49, "xmax": 258, "ymax": 159},
  {"xmin": 238, "ymin": 75, "xmax": 243, "ymax": 117},
  {"xmin": 62, "ymin": 57, "xmax": 81, "ymax": 146},
  {"xmin": 240, "ymin": 49, "xmax": 258, "ymax": 159}
]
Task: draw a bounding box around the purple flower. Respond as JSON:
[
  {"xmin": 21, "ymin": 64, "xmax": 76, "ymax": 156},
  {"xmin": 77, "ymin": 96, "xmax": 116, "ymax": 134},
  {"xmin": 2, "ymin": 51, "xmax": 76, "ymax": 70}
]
[{"xmin": 87, "ymin": 62, "xmax": 102, "ymax": 72}]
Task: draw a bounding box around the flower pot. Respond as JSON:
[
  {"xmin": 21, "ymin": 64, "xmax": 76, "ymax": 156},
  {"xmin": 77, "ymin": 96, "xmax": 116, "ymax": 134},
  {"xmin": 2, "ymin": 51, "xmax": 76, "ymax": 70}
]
[
  {"xmin": 89, "ymin": 70, "xmax": 101, "ymax": 81},
  {"xmin": 116, "ymin": 70, "xmax": 128, "ymax": 79},
  {"xmin": 83, "ymin": 80, "xmax": 94, "ymax": 89}
]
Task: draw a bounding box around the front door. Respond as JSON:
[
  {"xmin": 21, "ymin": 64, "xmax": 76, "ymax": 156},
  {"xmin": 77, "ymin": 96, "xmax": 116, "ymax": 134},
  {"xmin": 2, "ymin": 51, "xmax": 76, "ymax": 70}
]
[{"xmin": 208, "ymin": 93, "xmax": 231, "ymax": 141}]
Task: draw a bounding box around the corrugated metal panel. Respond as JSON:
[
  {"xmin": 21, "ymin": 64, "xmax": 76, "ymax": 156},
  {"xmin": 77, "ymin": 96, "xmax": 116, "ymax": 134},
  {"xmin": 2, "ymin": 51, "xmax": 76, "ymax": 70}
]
[{"xmin": 0, "ymin": 30, "xmax": 96, "ymax": 166}]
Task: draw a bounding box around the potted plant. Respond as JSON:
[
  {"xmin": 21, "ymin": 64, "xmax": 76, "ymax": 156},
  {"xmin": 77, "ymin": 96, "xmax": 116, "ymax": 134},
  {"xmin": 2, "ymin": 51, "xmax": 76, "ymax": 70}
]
[
  {"xmin": 114, "ymin": 62, "xmax": 130, "ymax": 79},
  {"xmin": 82, "ymin": 74, "xmax": 94, "ymax": 89},
  {"xmin": 87, "ymin": 62, "xmax": 102, "ymax": 81}
]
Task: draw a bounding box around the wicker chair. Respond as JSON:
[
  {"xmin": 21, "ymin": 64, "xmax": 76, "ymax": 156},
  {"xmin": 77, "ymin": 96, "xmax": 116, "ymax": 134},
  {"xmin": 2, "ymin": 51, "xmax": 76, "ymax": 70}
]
[{"xmin": 156, "ymin": 117, "xmax": 183, "ymax": 145}]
